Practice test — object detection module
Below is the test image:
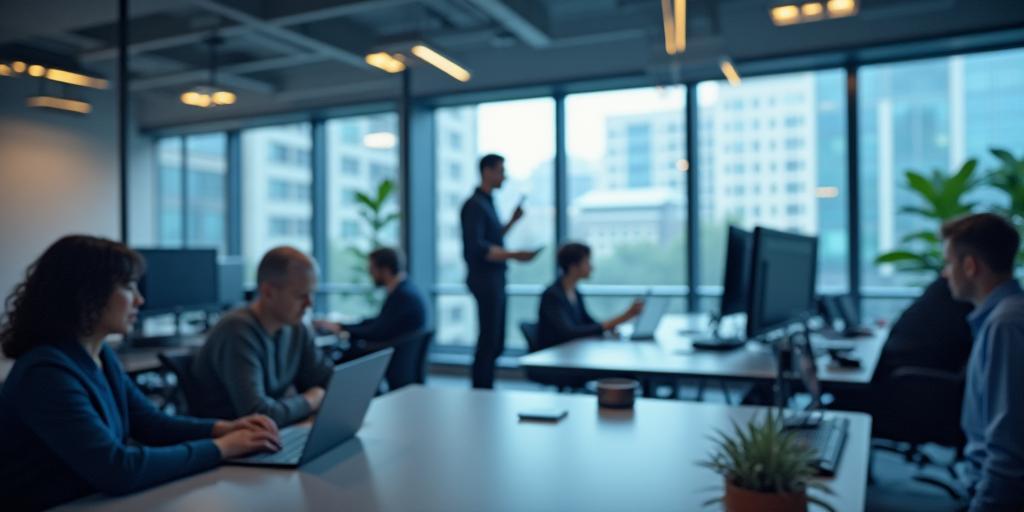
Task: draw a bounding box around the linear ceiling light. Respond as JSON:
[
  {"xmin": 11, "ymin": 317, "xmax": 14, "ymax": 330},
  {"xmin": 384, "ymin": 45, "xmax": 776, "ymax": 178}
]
[
  {"xmin": 771, "ymin": 1, "xmax": 857, "ymax": 26},
  {"xmin": 363, "ymin": 131, "xmax": 397, "ymax": 149},
  {"xmin": 661, "ymin": 0, "xmax": 686, "ymax": 55},
  {"xmin": 720, "ymin": 59, "xmax": 741, "ymax": 87},
  {"xmin": 46, "ymin": 68, "xmax": 109, "ymax": 89},
  {"xmin": 411, "ymin": 45, "xmax": 470, "ymax": 82},
  {"xmin": 826, "ymin": 0, "xmax": 858, "ymax": 17},
  {"xmin": 26, "ymin": 95, "xmax": 92, "ymax": 114},
  {"xmin": 365, "ymin": 52, "xmax": 406, "ymax": 73}
]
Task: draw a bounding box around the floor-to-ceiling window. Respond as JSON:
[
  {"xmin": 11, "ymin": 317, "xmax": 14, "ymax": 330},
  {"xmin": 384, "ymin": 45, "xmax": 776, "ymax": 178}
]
[
  {"xmin": 565, "ymin": 86, "xmax": 688, "ymax": 319},
  {"xmin": 858, "ymin": 48, "xmax": 1024, "ymax": 322},
  {"xmin": 696, "ymin": 69, "xmax": 849, "ymax": 311},
  {"xmin": 240, "ymin": 123, "xmax": 313, "ymax": 281},
  {"xmin": 325, "ymin": 112, "xmax": 401, "ymax": 319},
  {"xmin": 434, "ymin": 98, "xmax": 556, "ymax": 349}
]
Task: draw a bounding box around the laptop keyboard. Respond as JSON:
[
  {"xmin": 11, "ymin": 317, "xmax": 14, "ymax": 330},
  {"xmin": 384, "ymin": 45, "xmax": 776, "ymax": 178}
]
[
  {"xmin": 234, "ymin": 425, "xmax": 311, "ymax": 464},
  {"xmin": 787, "ymin": 417, "xmax": 849, "ymax": 477}
]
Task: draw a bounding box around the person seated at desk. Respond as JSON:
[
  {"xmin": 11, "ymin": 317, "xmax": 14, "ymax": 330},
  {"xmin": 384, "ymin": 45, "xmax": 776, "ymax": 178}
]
[
  {"xmin": 537, "ymin": 243, "xmax": 644, "ymax": 350},
  {"xmin": 940, "ymin": 213, "xmax": 1024, "ymax": 511},
  {"xmin": 191, "ymin": 247, "xmax": 334, "ymax": 427},
  {"xmin": 828, "ymin": 276, "xmax": 973, "ymax": 413},
  {"xmin": 313, "ymin": 247, "xmax": 427, "ymax": 350},
  {"xmin": 0, "ymin": 236, "xmax": 279, "ymax": 511}
]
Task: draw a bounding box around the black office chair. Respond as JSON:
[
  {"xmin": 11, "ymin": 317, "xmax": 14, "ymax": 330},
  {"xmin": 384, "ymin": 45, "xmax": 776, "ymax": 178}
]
[
  {"xmin": 344, "ymin": 329, "xmax": 434, "ymax": 393},
  {"xmin": 382, "ymin": 329, "xmax": 434, "ymax": 391},
  {"xmin": 870, "ymin": 366, "xmax": 968, "ymax": 501},
  {"xmin": 157, "ymin": 352, "xmax": 209, "ymax": 417},
  {"xmin": 519, "ymin": 322, "xmax": 586, "ymax": 392}
]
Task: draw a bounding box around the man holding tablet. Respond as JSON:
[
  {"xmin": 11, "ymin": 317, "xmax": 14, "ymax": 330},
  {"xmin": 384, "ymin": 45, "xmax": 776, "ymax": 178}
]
[{"xmin": 460, "ymin": 154, "xmax": 539, "ymax": 389}]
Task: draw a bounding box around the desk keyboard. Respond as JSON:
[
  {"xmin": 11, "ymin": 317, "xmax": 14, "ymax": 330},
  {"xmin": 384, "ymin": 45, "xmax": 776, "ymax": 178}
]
[{"xmin": 787, "ymin": 417, "xmax": 849, "ymax": 477}]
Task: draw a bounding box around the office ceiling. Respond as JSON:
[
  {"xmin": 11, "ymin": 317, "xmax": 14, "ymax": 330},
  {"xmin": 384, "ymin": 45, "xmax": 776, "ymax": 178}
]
[{"xmin": 1, "ymin": 0, "xmax": 1023, "ymax": 129}]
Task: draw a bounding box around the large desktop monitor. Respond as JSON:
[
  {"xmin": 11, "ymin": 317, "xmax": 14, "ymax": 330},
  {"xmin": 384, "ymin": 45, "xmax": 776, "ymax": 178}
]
[
  {"xmin": 136, "ymin": 249, "xmax": 219, "ymax": 315},
  {"xmin": 720, "ymin": 226, "xmax": 753, "ymax": 317},
  {"xmin": 745, "ymin": 227, "xmax": 818, "ymax": 341}
]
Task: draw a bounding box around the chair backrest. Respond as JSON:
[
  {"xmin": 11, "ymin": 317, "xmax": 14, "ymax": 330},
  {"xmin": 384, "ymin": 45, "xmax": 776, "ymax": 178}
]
[
  {"xmin": 520, "ymin": 322, "xmax": 540, "ymax": 353},
  {"xmin": 384, "ymin": 329, "xmax": 434, "ymax": 391},
  {"xmin": 157, "ymin": 352, "xmax": 206, "ymax": 416},
  {"xmin": 875, "ymin": 366, "xmax": 967, "ymax": 448}
]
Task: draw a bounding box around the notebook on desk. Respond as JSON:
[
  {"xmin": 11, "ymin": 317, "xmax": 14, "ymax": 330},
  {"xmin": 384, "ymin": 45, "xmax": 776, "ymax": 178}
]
[{"xmin": 227, "ymin": 348, "xmax": 392, "ymax": 468}]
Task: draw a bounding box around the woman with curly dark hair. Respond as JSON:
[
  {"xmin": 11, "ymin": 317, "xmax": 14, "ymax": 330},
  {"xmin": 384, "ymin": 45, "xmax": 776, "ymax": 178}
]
[{"xmin": 0, "ymin": 235, "xmax": 281, "ymax": 510}]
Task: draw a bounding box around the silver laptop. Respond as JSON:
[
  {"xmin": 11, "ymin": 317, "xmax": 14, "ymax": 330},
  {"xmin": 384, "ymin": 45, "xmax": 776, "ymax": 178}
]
[
  {"xmin": 228, "ymin": 348, "xmax": 393, "ymax": 468},
  {"xmin": 630, "ymin": 296, "xmax": 670, "ymax": 340}
]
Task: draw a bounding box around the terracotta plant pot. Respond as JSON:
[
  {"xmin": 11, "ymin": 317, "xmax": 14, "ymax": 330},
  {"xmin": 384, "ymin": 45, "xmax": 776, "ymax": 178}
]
[{"xmin": 723, "ymin": 481, "xmax": 808, "ymax": 512}]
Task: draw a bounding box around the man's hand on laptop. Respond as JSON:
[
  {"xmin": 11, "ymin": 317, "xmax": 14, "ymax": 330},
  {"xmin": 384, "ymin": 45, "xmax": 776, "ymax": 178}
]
[
  {"xmin": 212, "ymin": 413, "xmax": 279, "ymax": 438},
  {"xmin": 302, "ymin": 386, "xmax": 326, "ymax": 412},
  {"xmin": 213, "ymin": 426, "xmax": 282, "ymax": 459}
]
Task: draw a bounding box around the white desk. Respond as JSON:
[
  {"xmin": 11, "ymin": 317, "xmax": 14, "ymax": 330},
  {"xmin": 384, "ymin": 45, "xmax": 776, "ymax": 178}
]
[
  {"xmin": 520, "ymin": 316, "xmax": 886, "ymax": 388},
  {"xmin": 58, "ymin": 386, "xmax": 871, "ymax": 512}
]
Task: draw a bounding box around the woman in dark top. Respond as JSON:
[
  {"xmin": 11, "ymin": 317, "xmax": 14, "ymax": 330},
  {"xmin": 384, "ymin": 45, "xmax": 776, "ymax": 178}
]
[
  {"xmin": 0, "ymin": 236, "xmax": 281, "ymax": 510},
  {"xmin": 537, "ymin": 243, "xmax": 645, "ymax": 350}
]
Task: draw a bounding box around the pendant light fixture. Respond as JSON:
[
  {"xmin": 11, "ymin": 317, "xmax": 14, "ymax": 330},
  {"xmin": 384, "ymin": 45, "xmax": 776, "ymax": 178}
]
[{"xmin": 180, "ymin": 35, "xmax": 236, "ymax": 108}]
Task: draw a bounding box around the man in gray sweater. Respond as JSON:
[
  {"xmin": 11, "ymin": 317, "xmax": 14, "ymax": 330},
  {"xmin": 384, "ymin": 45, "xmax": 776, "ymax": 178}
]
[{"xmin": 191, "ymin": 247, "xmax": 333, "ymax": 427}]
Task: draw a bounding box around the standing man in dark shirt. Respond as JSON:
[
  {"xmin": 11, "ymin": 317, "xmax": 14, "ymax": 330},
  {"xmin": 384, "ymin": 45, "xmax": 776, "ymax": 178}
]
[{"xmin": 461, "ymin": 154, "xmax": 538, "ymax": 389}]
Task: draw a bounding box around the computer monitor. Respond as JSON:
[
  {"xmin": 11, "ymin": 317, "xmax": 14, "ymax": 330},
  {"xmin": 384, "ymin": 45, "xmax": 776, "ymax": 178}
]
[
  {"xmin": 745, "ymin": 227, "xmax": 818, "ymax": 341},
  {"xmin": 720, "ymin": 226, "xmax": 753, "ymax": 317},
  {"xmin": 217, "ymin": 256, "xmax": 245, "ymax": 308},
  {"xmin": 136, "ymin": 249, "xmax": 219, "ymax": 315}
]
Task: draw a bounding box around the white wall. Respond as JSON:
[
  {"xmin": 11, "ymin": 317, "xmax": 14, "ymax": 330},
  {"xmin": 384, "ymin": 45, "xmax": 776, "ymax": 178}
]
[{"xmin": 0, "ymin": 77, "xmax": 119, "ymax": 303}]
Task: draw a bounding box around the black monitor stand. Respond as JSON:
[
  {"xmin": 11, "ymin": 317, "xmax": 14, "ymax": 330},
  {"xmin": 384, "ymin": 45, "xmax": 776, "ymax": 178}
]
[{"xmin": 691, "ymin": 311, "xmax": 746, "ymax": 351}]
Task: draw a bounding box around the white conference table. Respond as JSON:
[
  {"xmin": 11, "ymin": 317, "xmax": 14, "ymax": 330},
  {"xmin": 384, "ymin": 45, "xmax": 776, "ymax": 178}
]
[
  {"xmin": 520, "ymin": 315, "xmax": 887, "ymax": 388},
  {"xmin": 59, "ymin": 386, "xmax": 871, "ymax": 512}
]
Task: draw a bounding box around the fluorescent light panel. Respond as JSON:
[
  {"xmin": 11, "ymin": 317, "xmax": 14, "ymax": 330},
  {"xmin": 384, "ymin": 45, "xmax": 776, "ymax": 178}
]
[
  {"xmin": 46, "ymin": 68, "xmax": 109, "ymax": 89},
  {"xmin": 661, "ymin": 0, "xmax": 686, "ymax": 55},
  {"xmin": 720, "ymin": 59, "xmax": 741, "ymax": 87},
  {"xmin": 411, "ymin": 45, "xmax": 470, "ymax": 82},
  {"xmin": 26, "ymin": 96, "xmax": 91, "ymax": 114},
  {"xmin": 363, "ymin": 132, "xmax": 397, "ymax": 149},
  {"xmin": 770, "ymin": 0, "xmax": 857, "ymax": 26},
  {"xmin": 365, "ymin": 52, "xmax": 406, "ymax": 73}
]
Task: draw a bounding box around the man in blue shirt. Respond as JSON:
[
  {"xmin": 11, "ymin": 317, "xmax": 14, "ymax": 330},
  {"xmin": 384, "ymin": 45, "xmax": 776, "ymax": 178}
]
[
  {"xmin": 460, "ymin": 154, "xmax": 538, "ymax": 389},
  {"xmin": 941, "ymin": 213, "xmax": 1024, "ymax": 511}
]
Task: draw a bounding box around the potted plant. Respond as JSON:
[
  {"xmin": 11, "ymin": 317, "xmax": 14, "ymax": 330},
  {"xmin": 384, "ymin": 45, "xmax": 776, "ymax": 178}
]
[
  {"xmin": 987, "ymin": 148, "xmax": 1024, "ymax": 267},
  {"xmin": 699, "ymin": 412, "xmax": 834, "ymax": 512},
  {"xmin": 874, "ymin": 159, "xmax": 980, "ymax": 276},
  {"xmin": 349, "ymin": 178, "xmax": 401, "ymax": 306}
]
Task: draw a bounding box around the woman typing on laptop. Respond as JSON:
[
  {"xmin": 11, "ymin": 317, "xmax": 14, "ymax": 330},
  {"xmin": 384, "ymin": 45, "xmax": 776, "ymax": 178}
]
[{"xmin": 0, "ymin": 236, "xmax": 281, "ymax": 511}]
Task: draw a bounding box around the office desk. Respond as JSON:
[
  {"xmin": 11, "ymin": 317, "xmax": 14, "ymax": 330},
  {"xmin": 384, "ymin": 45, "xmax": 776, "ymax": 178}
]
[
  {"xmin": 58, "ymin": 386, "xmax": 870, "ymax": 512},
  {"xmin": 520, "ymin": 316, "xmax": 886, "ymax": 388}
]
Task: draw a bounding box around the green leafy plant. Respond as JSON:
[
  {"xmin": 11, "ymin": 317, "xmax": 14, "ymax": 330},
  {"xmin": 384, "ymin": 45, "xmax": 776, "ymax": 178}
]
[
  {"xmin": 987, "ymin": 148, "xmax": 1024, "ymax": 267},
  {"xmin": 349, "ymin": 179, "xmax": 400, "ymax": 304},
  {"xmin": 874, "ymin": 159, "xmax": 980, "ymax": 274},
  {"xmin": 699, "ymin": 412, "xmax": 834, "ymax": 511}
]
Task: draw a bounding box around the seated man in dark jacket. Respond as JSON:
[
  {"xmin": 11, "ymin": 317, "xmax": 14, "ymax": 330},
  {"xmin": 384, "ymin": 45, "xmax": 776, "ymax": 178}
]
[
  {"xmin": 537, "ymin": 243, "xmax": 643, "ymax": 350},
  {"xmin": 315, "ymin": 247, "xmax": 427, "ymax": 349},
  {"xmin": 829, "ymin": 276, "xmax": 973, "ymax": 412}
]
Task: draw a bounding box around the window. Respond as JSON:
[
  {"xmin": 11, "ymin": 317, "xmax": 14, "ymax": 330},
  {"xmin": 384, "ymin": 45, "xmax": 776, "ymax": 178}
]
[
  {"xmin": 325, "ymin": 113, "xmax": 400, "ymax": 297},
  {"xmin": 697, "ymin": 70, "xmax": 849, "ymax": 292},
  {"xmin": 185, "ymin": 133, "xmax": 227, "ymax": 253},
  {"xmin": 435, "ymin": 98, "xmax": 556, "ymax": 350},
  {"xmin": 858, "ymin": 48, "xmax": 1024, "ymax": 321},
  {"xmin": 241, "ymin": 123, "xmax": 313, "ymax": 279},
  {"xmin": 566, "ymin": 86, "xmax": 687, "ymax": 287},
  {"xmin": 341, "ymin": 157, "xmax": 360, "ymax": 176},
  {"xmin": 156, "ymin": 138, "xmax": 183, "ymax": 246}
]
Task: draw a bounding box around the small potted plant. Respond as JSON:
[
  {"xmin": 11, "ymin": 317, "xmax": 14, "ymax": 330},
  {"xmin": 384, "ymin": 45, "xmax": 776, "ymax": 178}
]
[{"xmin": 698, "ymin": 412, "xmax": 834, "ymax": 512}]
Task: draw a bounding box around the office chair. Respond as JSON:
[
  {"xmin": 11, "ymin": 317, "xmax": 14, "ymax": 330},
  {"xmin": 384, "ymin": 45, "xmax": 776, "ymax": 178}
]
[
  {"xmin": 519, "ymin": 322, "xmax": 586, "ymax": 392},
  {"xmin": 157, "ymin": 352, "xmax": 208, "ymax": 417},
  {"xmin": 382, "ymin": 329, "xmax": 434, "ymax": 391},
  {"xmin": 870, "ymin": 365, "xmax": 968, "ymax": 501}
]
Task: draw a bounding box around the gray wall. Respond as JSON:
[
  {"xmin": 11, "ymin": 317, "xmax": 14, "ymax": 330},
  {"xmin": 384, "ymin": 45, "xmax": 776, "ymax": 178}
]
[{"xmin": 0, "ymin": 77, "xmax": 119, "ymax": 304}]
